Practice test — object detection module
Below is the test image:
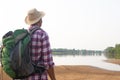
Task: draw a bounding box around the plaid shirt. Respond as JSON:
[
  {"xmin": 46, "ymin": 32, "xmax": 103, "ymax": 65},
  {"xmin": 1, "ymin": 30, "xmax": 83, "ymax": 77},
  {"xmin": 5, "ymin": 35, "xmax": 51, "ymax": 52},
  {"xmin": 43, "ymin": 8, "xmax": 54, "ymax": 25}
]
[{"xmin": 23, "ymin": 26, "xmax": 54, "ymax": 80}]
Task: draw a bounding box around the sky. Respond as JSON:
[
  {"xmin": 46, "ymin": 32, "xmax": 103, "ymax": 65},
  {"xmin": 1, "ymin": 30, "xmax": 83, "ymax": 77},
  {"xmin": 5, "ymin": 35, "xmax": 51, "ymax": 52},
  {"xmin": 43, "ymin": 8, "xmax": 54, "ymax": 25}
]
[{"xmin": 0, "ymin": 0, "xmax": 120, "ymax": 50}]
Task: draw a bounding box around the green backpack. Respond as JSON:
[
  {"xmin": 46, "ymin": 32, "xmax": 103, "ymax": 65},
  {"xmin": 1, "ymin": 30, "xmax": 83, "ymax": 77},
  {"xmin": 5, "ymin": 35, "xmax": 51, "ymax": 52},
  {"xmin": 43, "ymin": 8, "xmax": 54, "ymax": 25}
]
[{"xmin": 1, "ymin": 28, "xmax": 45, "ymax": 79}]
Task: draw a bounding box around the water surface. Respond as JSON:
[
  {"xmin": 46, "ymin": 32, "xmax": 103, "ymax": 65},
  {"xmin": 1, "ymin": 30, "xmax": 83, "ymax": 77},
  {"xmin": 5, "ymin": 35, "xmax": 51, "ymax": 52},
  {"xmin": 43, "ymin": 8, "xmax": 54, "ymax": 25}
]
[{"xmin": 53, "ymin": 55, "xmax": 120, "ymax": 71}]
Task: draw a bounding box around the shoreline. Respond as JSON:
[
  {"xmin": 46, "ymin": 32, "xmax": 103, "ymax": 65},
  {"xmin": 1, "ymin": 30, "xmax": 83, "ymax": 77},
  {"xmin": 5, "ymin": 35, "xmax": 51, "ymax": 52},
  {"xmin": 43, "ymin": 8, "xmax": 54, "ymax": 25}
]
[
  {"xmin": 0, "ymin": 59, "xmax": 120, "ymax": 80},
  {"xmin": 105, "ymin": 59, "xmax": 120, "ymax": 65}
]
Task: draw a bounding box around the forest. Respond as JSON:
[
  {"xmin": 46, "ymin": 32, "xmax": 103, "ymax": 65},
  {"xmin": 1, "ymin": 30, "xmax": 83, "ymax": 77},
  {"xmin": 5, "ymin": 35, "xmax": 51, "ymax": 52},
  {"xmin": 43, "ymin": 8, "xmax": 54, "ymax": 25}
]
[
  {"xmin": 104, "ymin": 44, "xmax": 120, "ymax": 59},
  {"xmin": 52, "ymin": 48, "xmax": 103, "ymax": 56}
]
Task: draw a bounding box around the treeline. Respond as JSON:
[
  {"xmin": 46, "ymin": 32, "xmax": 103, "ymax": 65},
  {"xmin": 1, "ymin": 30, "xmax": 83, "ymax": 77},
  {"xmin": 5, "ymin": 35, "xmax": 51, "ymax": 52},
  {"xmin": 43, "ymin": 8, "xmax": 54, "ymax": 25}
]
[
  {"xmin": 52, "ymin": 48, "xmax": 103, "ymax": 56},
  {"xmin": 104, "ymin": 44, "xmax": 120, "ymax": 59}
]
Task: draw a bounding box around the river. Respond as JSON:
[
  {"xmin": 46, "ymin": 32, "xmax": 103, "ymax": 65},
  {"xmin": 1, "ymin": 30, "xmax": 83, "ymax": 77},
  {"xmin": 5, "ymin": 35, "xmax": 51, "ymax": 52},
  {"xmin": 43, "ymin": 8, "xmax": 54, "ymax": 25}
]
[{"xmin": 53, "ymin": 55, "xmax": 120, "ymax": 71}]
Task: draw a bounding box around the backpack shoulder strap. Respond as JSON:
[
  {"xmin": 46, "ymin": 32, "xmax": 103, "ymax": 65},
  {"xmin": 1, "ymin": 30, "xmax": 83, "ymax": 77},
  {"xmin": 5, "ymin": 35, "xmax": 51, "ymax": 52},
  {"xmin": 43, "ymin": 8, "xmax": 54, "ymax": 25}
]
[
  {"xmin": 29, "ymin": 27, "xmax": 41, "ymax": 36},
  {"xmin": 29, "ymin": 27, "xmax": 46, "ymax": 74}
]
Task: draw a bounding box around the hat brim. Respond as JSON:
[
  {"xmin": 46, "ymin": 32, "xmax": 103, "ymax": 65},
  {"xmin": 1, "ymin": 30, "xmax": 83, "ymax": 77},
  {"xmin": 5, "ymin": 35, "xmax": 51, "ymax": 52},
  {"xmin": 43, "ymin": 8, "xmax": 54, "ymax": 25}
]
[{"xmin": 25, "ymin": 11, "xmax": 45, "ymax": 25}]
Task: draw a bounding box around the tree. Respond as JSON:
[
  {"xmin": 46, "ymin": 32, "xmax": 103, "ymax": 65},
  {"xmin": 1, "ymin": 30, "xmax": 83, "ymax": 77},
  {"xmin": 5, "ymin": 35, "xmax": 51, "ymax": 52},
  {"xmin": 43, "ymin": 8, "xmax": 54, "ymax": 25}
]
[
  {"xmin": 114, "ymin": 44, "xmax": 120, "ymax": 59},
  {"xmin": 104, "ymin": 47, "xmax": 115, "ymax": 58}
]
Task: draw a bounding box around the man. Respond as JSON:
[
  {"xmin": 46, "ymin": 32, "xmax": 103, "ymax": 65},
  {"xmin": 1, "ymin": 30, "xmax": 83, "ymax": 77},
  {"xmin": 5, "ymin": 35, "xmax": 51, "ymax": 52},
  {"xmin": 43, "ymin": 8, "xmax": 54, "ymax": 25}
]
[{"xmin": 24, "ymin": 8, "xmax": 56, "ymax": 80}]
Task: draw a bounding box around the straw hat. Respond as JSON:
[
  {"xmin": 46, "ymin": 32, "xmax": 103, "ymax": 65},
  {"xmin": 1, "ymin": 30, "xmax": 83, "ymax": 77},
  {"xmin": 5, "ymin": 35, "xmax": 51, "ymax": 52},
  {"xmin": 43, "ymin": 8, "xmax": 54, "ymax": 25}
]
[{"xmin": 25, "ymin": 8, "xmax": 45, "ymax": 25}]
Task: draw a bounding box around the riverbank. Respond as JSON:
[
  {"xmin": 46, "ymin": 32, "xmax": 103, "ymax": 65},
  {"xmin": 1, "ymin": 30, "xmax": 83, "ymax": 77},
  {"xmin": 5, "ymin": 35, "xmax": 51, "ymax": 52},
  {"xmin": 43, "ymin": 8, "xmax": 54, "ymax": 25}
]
[
  {"xmin": 0, "ymin": 59, "xmax": 120, "ymax": 80},
  {"xmin": 54, "ymin": 65, "xmax": 120, "ymax": 80},
  {"xmin": 105, "ymin": 59, "xmax": 120, "ymax": 65}
]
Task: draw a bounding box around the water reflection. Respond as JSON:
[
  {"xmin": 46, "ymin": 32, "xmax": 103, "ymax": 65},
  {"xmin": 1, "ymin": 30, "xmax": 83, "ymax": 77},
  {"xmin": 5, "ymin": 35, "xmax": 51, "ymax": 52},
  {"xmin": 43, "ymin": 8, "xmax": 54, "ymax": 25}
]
[{"xmin": 53, "ymin": 55, "xmax": 120, "ymax": 71}]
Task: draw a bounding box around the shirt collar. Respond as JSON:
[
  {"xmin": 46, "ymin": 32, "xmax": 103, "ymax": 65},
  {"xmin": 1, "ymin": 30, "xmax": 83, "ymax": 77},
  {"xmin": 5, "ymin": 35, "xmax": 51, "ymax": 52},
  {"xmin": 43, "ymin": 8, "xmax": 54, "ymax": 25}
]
[{"xmin": 29, "ymin": 25, "xmax": 40, "ymax": 31}]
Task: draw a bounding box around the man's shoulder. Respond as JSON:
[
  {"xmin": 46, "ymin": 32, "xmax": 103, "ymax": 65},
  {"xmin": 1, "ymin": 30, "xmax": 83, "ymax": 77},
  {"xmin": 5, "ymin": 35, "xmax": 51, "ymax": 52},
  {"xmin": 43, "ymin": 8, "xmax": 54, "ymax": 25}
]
[
  {"xmin": 35, "ymin": 28, "xmax": 46, "ymax": 34},
  {"xmin": 34, "ymin": 29, "xmax": 48, "ymax": 37}
]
